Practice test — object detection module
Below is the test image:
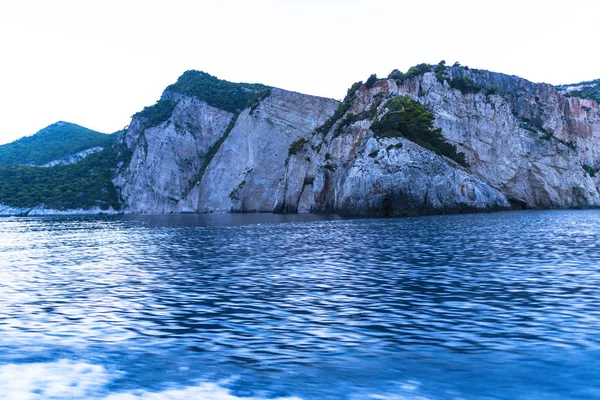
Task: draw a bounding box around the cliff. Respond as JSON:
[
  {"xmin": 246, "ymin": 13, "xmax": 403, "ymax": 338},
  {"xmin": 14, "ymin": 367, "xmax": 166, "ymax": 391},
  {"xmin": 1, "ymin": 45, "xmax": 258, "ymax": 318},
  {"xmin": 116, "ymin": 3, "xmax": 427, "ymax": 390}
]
[
  {"xmin": 2, "ymin": 66, "xmax": 599, "ymax": 217},
  {"xmin": 114, "ymin": 67, "xmax": 600, "ymax": 216}
]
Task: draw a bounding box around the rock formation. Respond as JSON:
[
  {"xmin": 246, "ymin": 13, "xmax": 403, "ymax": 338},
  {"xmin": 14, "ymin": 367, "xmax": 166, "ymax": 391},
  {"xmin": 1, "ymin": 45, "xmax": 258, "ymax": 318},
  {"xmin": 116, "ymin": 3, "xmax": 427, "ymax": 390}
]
[
  {"xmin": 3, "ymin": 66, "xmax": 599, "ymax": 216},
  {"xmin": 114, "ymin": 66, "xmax": 600, "ymax": 216}
]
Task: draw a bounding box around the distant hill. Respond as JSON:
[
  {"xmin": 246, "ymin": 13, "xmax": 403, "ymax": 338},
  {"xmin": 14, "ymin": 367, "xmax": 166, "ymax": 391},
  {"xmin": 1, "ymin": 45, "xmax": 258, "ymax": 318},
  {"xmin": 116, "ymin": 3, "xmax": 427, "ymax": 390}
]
[
  {"xmin": 0, "ymin": 143, "xmax": 126, "ymax": 211},
  {"xmin": 0, "ymin": 121, "xmax": 116, "ymax": 167},
  {"xmin": 557, "ymin": 79, "xmax": 600, "ymax": 103}
]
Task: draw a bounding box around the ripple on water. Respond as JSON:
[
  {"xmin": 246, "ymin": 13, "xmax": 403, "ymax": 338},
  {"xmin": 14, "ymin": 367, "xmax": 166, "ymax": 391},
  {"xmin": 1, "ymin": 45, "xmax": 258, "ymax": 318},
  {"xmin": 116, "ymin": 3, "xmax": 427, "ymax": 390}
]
[{"xmin": 1, "ymin": 211, "xmax": 600, "ymax": 399}]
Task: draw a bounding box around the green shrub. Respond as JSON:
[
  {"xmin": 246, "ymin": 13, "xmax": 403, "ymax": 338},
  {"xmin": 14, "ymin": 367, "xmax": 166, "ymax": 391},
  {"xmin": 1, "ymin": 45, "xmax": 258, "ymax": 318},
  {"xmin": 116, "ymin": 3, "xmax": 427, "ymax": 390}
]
[
  {"xmin": 288, "ymin": 138, "xmax": 308, "ymax": 155},
  {"xmin": 563, "ymin": 140, "xmax": 577, "ymax": 150},
  {"xmin": 369, "ymin": 101, "xmax": 380, "ymax": 119},
  {"xmin": 249, "ymin": 88, "xmax": 273, "ymax": 114},
  {"xmin": 388, "ymin": 69, "xmax": 404, "ymax": 80},
  {"xmin": 404, "ymin": 63, "xmax": 433, "ymax": 81},
  {"xmin": 316, "ymin": 81, "xmax": 362, "ymax": 135},
  {"xmin": 229, "ymin": 180, "xmax": 247, "ymax": 201},
  {"xmin": 371, "ymin": 95, "xmax": 467, "ymax": 166},
  {"xmin": 583, "ymin": 165, "xmax": 598, "ymax": 177},
  {"xmin": 369, "ymin": 150, "xmax": 379, "ymax": 158},
  {"xmin": 435, "ymin": 60, "xmax": 448, "ymax": 84},
  {"xmin": 388, "ymin": 63, "xmax": 433, "ymax": 85},
  {"xmin": 449, "ymin": 76, "xmax": 481, "ymax": 95},
  {"xmin": 386, "ymin": 143, "xmax": 402, "ymax": 151},
  {"xmin": 346, "ymin": 81, "xmax": 363, "ymax": 99},
  {"xmin": 366, "ymin": 74, "xmax": 378, "ymax": 88},
  {"xmin": 334, "ymin": 112, "xmax": 367, "ymax": 137},
  {"xmin": 539, "ymin": 127, "xmax": 553, "ymax": 140},
  {"xmin": 486, "ymin": 85, "xmax": 499, "ymax": 96},
  {"xmin": 134, "ymin": 99, "xmax": 177, "ymax": 129}
]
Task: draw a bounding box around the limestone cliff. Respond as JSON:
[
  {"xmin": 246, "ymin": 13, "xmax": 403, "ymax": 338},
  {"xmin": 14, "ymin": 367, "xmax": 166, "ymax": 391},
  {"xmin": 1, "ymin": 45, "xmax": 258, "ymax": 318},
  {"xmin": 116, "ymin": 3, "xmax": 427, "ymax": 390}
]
[{"xmin": 114, "ymin": 67, "xmax": 600, "ymax": 216}]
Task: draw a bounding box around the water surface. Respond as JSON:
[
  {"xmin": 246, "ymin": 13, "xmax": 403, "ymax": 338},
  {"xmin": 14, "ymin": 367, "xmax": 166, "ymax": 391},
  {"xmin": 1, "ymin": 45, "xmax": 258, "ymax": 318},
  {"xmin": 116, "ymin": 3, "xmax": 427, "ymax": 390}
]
[{"xmin": 1, "ymin": 210, "xmax": 599, "ymax": 399}]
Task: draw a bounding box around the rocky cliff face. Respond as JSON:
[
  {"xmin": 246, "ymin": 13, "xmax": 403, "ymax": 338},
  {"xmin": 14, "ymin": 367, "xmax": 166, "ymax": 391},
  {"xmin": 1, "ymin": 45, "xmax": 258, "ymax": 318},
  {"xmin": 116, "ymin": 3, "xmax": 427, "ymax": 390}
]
[
  {"xmin": 115, "ymin": 68, "xmax": 600, "ymax": 216},
  {"xmin": 115, "ymin": 94, "xmax": 234, "ymax": 214},
  {"xmin": 402, "ymin": 68, "xmax": 600, "ymax": 209}
]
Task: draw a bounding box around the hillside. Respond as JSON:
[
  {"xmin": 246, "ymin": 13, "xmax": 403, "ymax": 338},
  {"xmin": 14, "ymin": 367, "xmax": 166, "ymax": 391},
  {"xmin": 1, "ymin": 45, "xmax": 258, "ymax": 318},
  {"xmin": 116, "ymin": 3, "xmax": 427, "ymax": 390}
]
[
  {"xmin": 0, "ymin": 141, "xmax": 128, "ymax": 212},
  {"xmin": 0, "ymin": 121, "xmax": 116, "ymax": 167},
  {"xmin": 558, "ymin": 79, "xmax": 600, "ymax": 103}
]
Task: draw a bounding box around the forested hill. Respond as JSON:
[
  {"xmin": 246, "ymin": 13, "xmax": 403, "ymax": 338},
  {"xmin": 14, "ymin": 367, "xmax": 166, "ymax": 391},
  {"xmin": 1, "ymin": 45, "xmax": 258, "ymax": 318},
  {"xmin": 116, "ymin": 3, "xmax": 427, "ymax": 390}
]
[
  {"xmin": 0, "ymin": 122, "xmax": 127, "ymax": 212},
  {"xmin": 0, "ymin": 121, "xmax": 116, "ymax": 166}
]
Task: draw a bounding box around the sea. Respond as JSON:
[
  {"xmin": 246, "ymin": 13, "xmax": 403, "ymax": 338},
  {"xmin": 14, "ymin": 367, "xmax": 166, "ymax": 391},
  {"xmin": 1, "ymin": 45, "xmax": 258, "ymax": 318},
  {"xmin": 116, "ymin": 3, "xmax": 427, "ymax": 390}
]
[{"xmin": 0, "ymin": 210, "xmax": 599, "ymax": 399}]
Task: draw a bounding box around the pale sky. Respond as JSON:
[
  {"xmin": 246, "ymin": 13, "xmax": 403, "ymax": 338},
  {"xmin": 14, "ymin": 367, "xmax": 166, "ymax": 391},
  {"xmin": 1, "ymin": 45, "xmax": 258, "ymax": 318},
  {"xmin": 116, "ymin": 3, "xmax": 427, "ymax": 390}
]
[{"xmin": 0, "ymin": 0, "xmax": 598, "ymax": 144}]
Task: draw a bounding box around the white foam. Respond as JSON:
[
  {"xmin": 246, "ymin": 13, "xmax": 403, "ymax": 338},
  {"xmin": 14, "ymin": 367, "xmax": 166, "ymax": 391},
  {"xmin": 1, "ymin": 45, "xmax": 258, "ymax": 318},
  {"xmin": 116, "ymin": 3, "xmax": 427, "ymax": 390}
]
[
  {"xmin": 0, "ymin": 359, "xmax": 426, "ymax": 400},
  {"xmin": 104, "ymin": 383, "xmax": 302, "ymax": 400},
  {"xmin": 362, "ymin": 380, "xmax": 429, "ymax": 400},
  {"xmin": 0, "ymin": 360, "xmax": 109, "ymax": 399},
  {"xmin": 0, "ymin": 360, "xmax": 302, "ymax": 400}
]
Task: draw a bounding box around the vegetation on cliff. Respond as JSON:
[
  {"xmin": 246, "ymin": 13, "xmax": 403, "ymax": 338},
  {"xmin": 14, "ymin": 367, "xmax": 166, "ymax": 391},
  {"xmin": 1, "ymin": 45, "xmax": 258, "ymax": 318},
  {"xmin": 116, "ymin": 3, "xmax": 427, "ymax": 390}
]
[
  {"xmin": 0, "ymin": 122, "xmax": 116, "ymax": 167},
  {"xmin": 133, "ymin": 70, "xmax": 272, "ymax": 129},
  {"xmin": 560, "ymin": 79, "xmax": 600, "ymax": 103},
  {"xmin": 388, "ymin": 63, "xmax": 433, "ymax": 84},
  {"xmin": 371, "ymin": 95, "xmax": 467, "ymax": 166},
  {"xmin": 388, "ymin": 61, "xmax": 500, "ymax": 96},
  {"xmin": 315, "ymin": 81, "xmax": 362, "ymax": 135},
  {"xmin": 0, "ymin": 142, "xmax": 128, "ymax": 210},
  {"xmin": 133, "ymin": 100, "xmax": 177, "ymax": 130},
  {"xmin": 167, "ymin": 70, "xmax": 270, "ymax": 113}
]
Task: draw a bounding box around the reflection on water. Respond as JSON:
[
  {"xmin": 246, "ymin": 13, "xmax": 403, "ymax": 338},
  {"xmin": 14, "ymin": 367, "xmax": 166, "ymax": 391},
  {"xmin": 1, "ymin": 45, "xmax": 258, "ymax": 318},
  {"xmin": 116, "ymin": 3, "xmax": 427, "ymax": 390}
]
[{"xmin": 0, "ymin": 210, "xmax": 600, "ymax": 399}]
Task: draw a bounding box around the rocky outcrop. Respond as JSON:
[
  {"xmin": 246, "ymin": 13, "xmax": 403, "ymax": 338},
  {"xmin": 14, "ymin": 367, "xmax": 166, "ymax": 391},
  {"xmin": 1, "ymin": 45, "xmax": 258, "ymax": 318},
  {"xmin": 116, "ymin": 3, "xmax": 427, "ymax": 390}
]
[
  {"xmin": 115, "ymin": 88, "xmax": 339, "ymax": 214},
  {"xmin": 421, "ymin": 69, "xmax": 600, "ymax": 208},
  {"xmin": 186, "ymin": 89, "xmax": 339, "ymax": 213},
  {"xmin": 279, "ymin": 78, "xmax": 511, "ymax": 216},
  {"xmin": 41, "ymin": 147, "xmax": 104, "ymax": 167},
  {"xmin": 114, "ymin": 68, "xmax": 600, "ymax": 216},
  {"xmin": 115, "ymin": 95, "xmax": 234, "ymax": 214}
]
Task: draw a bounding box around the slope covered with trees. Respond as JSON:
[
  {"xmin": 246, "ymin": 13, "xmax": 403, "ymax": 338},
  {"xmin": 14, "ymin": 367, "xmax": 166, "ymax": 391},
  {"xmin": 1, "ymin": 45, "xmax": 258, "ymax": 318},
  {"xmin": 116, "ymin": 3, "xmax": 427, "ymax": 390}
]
[
  {"xmin": 0, "ymin": 143, "xmax": 128, "ymax": 210},
  {"xmin": 0, "ymin": 121, "xmax": 116, "ymax": 166},
  {"xmin": 134, "ymin": 70, "xmax": 271, "ymax": 128}
]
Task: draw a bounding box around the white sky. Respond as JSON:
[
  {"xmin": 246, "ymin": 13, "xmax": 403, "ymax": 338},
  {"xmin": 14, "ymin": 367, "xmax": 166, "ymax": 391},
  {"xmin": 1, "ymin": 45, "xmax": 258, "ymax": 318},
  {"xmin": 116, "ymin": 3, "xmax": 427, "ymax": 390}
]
[{"xmin": 0, "ymin": 0, "xmax": 598, "ymax": 144}]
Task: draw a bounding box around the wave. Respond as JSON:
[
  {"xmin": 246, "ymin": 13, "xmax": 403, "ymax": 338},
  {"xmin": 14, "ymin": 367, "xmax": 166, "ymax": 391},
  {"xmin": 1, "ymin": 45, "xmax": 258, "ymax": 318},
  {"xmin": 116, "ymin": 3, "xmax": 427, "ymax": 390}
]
[
  {"xmin": 103, "ymin": 382, "xmax": 302, "ymax": 400},
  {"xmin": 0, "ymin": 360, "xmax": 109, "ymax": 399},
  {"xmin": 0, "ymin": 360, "xmax": 430, "ymax": 400},
  {"xmin": 0, "ymin": 360, "xmax": 302, "ymax": 400}
]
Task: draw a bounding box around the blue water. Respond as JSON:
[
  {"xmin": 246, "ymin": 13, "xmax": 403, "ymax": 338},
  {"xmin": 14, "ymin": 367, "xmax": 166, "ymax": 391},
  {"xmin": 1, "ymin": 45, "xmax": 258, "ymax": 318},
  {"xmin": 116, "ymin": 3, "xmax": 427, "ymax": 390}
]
[{"xmin": 1, "ymin": 210, "xmax": 599, "ymax": 399}]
